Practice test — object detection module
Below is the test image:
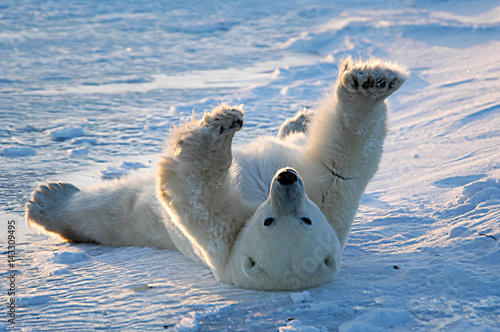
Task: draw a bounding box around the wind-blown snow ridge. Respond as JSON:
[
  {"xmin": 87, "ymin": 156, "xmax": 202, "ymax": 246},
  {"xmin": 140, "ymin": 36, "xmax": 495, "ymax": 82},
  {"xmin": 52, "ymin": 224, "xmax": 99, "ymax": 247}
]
[{"xmin": 284, "ymin": 6, "xmax": 500, "ymax": 55}]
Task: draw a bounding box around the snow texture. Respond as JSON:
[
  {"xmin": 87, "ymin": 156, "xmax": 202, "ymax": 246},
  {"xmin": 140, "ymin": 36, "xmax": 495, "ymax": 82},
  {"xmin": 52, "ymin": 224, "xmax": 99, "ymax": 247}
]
[
  {"xmin": 0, "ymin": 146, "xmax": 36, "ymax": 157},
  {"xmin": 1, "ymin": 0, "xmax": 499, "ymax": 330},
  {"xmin": 67, "ymin": 146, "xmax": 89, "ymax": 158},
  {"xmin": 48, "ymin": 125, "xmax": 86, "ymax": 141},
  {"xmin": 97, "ymin": 161, "xmax": 148, "ymax": 179}
]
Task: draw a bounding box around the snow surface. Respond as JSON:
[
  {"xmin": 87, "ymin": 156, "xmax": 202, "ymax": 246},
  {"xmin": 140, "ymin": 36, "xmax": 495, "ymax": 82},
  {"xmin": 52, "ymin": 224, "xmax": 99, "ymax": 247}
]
[
  {"xmin": 0, "ymin": 146, "xmax": 36, "ymax": 157},
  {"xmin": 1, "ymin": 0, "xmax": 499, "ymax": 330}
]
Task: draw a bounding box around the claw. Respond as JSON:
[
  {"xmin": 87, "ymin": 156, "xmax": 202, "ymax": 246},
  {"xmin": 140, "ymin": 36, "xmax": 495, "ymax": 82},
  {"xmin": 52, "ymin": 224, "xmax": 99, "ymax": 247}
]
[
  {"xmin": 388, "ymin": 78, "xmax": 397, "ymax": 90},
  {"xmin": 352, "ymin": 76, "xmax": 359, "ymax": 89}
]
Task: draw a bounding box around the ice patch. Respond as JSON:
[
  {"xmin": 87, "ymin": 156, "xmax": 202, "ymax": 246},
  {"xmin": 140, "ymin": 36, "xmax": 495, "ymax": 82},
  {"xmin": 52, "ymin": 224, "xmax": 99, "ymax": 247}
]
[
  {"xmin": 1, "ymin": 146, "xmax": 36, "ymax": 157},
  {"xmin": 338, "ymin": 308, "xmax": 414, "ymax": 332},
  {"xmin": 48, "ymin": 125, "xmax": 85, "ymax": 141}
]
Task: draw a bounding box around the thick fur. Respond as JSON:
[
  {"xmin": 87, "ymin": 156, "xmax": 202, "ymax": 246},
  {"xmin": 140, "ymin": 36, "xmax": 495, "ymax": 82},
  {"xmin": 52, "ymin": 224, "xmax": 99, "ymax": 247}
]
[{"xmin": 26, "ymin": 57, "xmax": 409, "ymax": 290}]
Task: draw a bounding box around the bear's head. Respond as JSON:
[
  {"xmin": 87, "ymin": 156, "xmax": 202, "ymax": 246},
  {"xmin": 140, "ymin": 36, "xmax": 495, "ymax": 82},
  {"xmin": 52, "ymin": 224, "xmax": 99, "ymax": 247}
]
[{"xmin": 222, "ymin": 168, "xmax": 342, "ymax": 291}]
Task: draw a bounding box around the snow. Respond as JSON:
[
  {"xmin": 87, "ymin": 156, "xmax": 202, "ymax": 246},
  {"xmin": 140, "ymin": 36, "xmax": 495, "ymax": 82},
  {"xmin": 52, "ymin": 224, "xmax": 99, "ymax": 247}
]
[
  {"xmin": 0, "ymin": 146, "xmax": 36, "ymax": 157},
  {"xmin": 48, "ymin": 125, "xmax": 86, "ymax": 141},
  {"xmin": 126, "ymin": 283, "xmax": 153, "ymax": 292},
  {"xmin": 97, "ymin": 161, "xmax": 149, "ymax": 179},
  {"xmin": 279, "ymin": 319, "xmax": 323, "ymax": 332},
  {"xmin": 51, "ymin": 251, "xmax": 90, "ymax": 264},
  {"xmin": 175, "ymin": 317, "xmax": 201, "ymax": 332},
  {"xmin": 118, "ymin": 161, "xmax": 148, "ymax": 170},
  {"xmin": 67, "ymin": 146, "xmax": 89, "ymax": 158},
  {"xmin": 16, "ymin": 295, "xmax": 53, "ymax": 308},
  {"xmin": 70, "ymin": 137, "xmax": 97, "ymax": 145},
  {"xmin": 1, "ymin": 0, "xmax": 499, "ymax": 331},
  {"xmin": 289, "ymin": 291, "xmax": 312, "ymax": 304},
  {"xmin": 338, "ymin": 308, "xmax": 414, "ymax": 332},
  {"xmin": 97, "ymin": 166, "xmax": 128, "ymax": 180}
]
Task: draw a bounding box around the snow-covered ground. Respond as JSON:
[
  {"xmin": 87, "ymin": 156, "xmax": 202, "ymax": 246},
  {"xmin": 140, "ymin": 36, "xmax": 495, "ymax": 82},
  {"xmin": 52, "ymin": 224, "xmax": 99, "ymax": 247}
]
[{"xmin": 1, "ymin": 0, "xmax": 499, "ymax": 330}]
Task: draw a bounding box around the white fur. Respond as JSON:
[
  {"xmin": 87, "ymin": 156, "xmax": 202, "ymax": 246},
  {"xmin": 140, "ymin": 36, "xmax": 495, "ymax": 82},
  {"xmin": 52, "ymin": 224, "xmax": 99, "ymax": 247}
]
[{"xmin": 26, "ymin": 57, "xmax": 409, "ymax": 291}]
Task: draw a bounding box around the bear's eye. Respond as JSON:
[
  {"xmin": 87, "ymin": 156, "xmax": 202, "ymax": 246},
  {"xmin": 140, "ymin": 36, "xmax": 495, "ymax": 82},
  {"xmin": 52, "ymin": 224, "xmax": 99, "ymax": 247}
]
[
  {"xmin": 263, "ymin": 218, "xmax": 274, "ymax": 227},
  {"xmin": 301, "ymin": 217, "xmax": 312, "ymax": 225}
]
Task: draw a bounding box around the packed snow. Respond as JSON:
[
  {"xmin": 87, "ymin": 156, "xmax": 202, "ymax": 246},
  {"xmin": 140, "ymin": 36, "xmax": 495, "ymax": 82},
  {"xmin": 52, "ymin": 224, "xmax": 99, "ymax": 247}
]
[
  {"xmin": 1, "ymin": 0, "xmax": 499, "ymax": 331},
  {"xmin": 48, "ymin": 125, "xmax": 86, "ymax": 141},
  {"xmin": 0, "ymin": 146, "xmax": 36, "ymax": 158}
]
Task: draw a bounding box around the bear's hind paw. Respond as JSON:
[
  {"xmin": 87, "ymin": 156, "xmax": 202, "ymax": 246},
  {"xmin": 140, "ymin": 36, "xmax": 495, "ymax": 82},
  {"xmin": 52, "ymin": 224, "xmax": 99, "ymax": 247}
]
[
  {"xmin": 340, "ymin": 57, "xmax": 410, "ymax": 99},
  {"xmin": 26, "ymin": 182, "xmax": 80, "ymax": 232},
  {"xmin": 278, "ymin": 108, "xmax": 314, "ymax": 139}
]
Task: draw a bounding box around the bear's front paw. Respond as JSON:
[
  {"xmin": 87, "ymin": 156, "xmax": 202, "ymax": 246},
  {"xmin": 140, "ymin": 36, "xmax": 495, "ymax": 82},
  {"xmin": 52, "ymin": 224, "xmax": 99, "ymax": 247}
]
[
  {"xmin": 340, "ymin": 57, "xmax": 410, "ymax": 99},
  {"xmin": 201, "ymin": 104, "xmax": 244, "ymax": 137}
]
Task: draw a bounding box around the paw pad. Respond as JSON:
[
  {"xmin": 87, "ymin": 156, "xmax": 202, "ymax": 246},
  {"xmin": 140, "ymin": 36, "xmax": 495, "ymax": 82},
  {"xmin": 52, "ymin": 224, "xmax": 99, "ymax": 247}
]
[
  {"xmin": 341, "ymin": 58, "xmax": 409, "ymax": 98},
  {"xmin": 202, "ymin": 104, "xmax": 244, "ymax": 137}
]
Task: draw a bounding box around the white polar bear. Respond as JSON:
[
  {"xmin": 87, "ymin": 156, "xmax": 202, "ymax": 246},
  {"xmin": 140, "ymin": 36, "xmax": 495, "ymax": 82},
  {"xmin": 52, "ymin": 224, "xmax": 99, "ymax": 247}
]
[{"xmin": 26, "ymin": 58, "xmax": 409, "ymax": 291}]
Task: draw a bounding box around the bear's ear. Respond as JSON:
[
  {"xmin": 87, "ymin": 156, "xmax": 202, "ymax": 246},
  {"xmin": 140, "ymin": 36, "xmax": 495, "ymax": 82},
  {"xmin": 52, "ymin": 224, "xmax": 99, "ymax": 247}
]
[{"xmin": 242, "ymin": 256, "xmax": 261, "ymax": 278}]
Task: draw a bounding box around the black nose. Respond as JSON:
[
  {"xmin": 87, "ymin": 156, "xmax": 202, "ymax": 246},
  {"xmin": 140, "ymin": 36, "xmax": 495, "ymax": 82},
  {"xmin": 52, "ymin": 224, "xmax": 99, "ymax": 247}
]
[{"xmin": 277, "ymin": 170, "xmax": 297, "ymax": 185}]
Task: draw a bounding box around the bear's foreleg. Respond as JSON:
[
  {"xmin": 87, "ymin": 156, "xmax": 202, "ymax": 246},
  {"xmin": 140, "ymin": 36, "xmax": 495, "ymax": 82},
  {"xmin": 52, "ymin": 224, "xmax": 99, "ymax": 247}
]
[{"xmin": 157, "ymin": 104, "xmax": 253, "ymax": 269}]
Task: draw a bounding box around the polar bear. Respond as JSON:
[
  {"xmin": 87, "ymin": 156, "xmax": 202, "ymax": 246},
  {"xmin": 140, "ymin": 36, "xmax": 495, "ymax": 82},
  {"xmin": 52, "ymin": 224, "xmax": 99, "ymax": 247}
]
[{"xmin": 26, "ymin": 58, "xmax": 409, "ymax": 290}]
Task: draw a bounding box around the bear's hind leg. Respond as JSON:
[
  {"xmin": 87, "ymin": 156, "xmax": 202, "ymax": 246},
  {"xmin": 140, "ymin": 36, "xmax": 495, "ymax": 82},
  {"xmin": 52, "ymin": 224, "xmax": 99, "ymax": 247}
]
[
  {"xmin": 26, "ymin": 182, "xmax": 90, "ymax": 242},
  {"xmin": 304, "ymin": 57, "xmax": 409, "ymax": 246},
  {"xmin": 340, "ymin": 57, "xmax": 408, "ymax": 99},
  {"xmin": 278, "ymin": 108, "xmax": 314, "ymax": 139}
]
